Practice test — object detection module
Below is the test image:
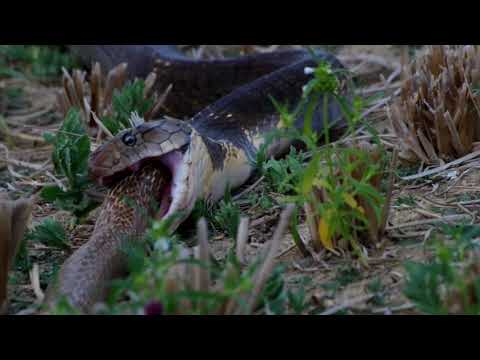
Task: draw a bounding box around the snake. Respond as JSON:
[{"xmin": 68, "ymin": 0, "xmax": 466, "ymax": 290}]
[{"xmin": 43, "ymin": 45, "xmax": 350, "ymax": 313}]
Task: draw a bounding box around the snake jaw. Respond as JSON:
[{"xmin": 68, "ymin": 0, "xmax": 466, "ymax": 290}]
[
  {"xmin": 161, "ymin": 130, "xmax": 207, "ymax": 225},
  {"xmin": 93, "ymin": 149, "xmax": 186, "ymax": 219},
  {"xmin": 89, "ymin": 136, "xmax": 196, "ymax": 230},
  {"xmin": 88, "ymin": 118, "xmax": 196, "ymax": 222}
]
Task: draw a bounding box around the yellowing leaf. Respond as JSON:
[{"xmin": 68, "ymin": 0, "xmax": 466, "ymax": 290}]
[
  {"xmin": 318, "ymin": 215, "xmax": 334, "ymax": 251},
  {"xmin": 343, "ymin": 193, "xmax": 357, "ymax": 208},
  {"xmin": 312, "ymin": 178, "xmax": 330, "ymax": 190},
  {"xmin": 300, "ymin": 153, "xmax": 321, "ymax": 195},
  {"xmin": 343, "ymin": 193, "xmax": 365, "ymax": 214}
]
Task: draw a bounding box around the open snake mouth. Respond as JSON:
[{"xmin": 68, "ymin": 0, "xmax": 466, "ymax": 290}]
[{"xmin": 97, "ymin": 149, "xmax": 186, "ymax": 219}]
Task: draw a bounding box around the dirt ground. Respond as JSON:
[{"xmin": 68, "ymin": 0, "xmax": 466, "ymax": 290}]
[{"xmin": 2, "ymin": 44, "xmax": 473, "ymax": 315}]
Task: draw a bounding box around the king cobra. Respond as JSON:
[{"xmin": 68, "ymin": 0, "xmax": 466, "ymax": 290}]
[{"xmin": 43, "ymin": 45, "xmax": 350, "ymax": 313}]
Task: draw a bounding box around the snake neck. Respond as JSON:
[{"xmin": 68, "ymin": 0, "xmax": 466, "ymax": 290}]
[
  {"xmin": 44, "ymin": 166, "xmax": 165, "ymax": 313},
  {"xmin": 163, "ymin": 128, "xmax": 254, "ymax": 228},
  {"xmin": 91, "ymin": 164, "xmax": 167, "ymax": 243}
]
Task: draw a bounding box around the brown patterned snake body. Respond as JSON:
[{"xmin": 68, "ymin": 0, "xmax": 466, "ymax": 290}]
[{"xmin": 44, "ymin": 165, "xmax": 165, "ymax": 312}]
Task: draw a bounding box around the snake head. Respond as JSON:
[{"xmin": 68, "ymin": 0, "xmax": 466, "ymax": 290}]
[
  {"xmin": 89, "ymin": 118, "xmax": 191, "ymax": 183},
  {"xmin": 89, "ymin": 118, "xmax": 193, "ymax": 219}
]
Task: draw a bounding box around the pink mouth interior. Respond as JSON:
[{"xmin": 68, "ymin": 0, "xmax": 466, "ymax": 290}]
[
  {"xmin": 157, "ymin": 182, "xmax": 172, "ymax": 218},
  {"xmin": 97, "ymin": 150, "xmax": 183, "ymax": 219}
]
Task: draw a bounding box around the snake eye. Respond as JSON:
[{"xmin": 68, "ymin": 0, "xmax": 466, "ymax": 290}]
[{"xmin": 122, "ymin": 132, "xmax": 137, "ymax": 146}]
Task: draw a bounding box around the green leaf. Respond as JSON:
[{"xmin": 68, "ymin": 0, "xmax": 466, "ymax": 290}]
[
  {"xmin": 299, "ymin": 152, "xmax": 321, "ymax": 196},
  {"xmin": 303, "ymin": 94, "xmax": 318, "ymax": 144},
  {"xmin": 26, "ymin": 219, "xmax": 69, "ymax": 250},
  {"xmin": 100, "ymin": 115, "xmax": 124, "ymax": 135},
  {"xmin": 404, "ymin": 261, "xmax": 446, "ymax": 315},
  {"xmin": 40, "ymin": 185, "xmax": 64, "ymax": 202},
  {"xmin": 41, "ymin": 107, "xmax": 99, "ymax": 218},
  {"xmin": 43, "ymin": 132, "xmax": 56, "ymax": 144},
  {"xmin": 52, "ymin": 108, "xmax": 90, "ymax": 186}
]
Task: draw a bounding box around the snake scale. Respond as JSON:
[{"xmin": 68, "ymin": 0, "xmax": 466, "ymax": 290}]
[{"xmin": 43, "ymin": 45, "xmax": 350, "ymax": 313}]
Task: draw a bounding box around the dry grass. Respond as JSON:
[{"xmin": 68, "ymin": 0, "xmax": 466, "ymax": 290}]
[
  {"xmin": 389, "ymin": 45, "xmax": 480, "ymax": 164},
  {"xmin": 58, "ymin": 62, "xmax": 170, "ymax": 140},
  {"xmin": 155, "ymin": 205, "xmax": 295, "ymax": 315}
]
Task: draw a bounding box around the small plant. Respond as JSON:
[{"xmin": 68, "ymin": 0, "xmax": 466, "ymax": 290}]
[
  {"xmin": 39, "ymin": 262, "xmax": 61, "ymax": 290},
  {"xmin": 192, "ymin": 194, "xmax": 241, "ymax": 239},
  {"xmin": 336, "ymin": 265, "xmax": 362, "ymax": 286},
  {"xmin": 321, "ymin": 281, "xmax": 342, "ymax": 298},
  {"xmin": 261, "ymin": 267, "xmax": 312, "ymax": 315},
  {"xmin": 259, "ymin": 264, "xmax": 288, "ymax": 314},
  {"xmin": 102, "ymin": 80, "xmax": 154, "ymax": 134},
  {"xmin": 25, "ymin": 219, "xmax": 69, "ymax": 250},
  {"xmin": 404, "ymin": 224, "xmax": 480, "ymax": 314},
  {"xmin": 189, "ymin": 187, "xmax": 243, "ymax": 239},
  {"xmin": 40, "ymin": 108, "xmax": 98, "ymax": 220},
  {"xmin": 367, "ymin": 277, "xmax": 386, "ymax": 306},
  {"xmin": 0, "ymin": 45, "xmax": 77, "ymax": 81},
  {"xmin": 245, "ymin": 192, "xmax": 276, "ymax": 211},
  {"xmin": 395, "ymin": 195, "xmax": 416, "ymax": 207},
  {"xmin": 49, "ymin": 296, "xmax": 82, "ymax": 315},
  {"xmin": 286, "ymin": 281, "xmax": 311, "ymax": 314},
  {"xmin": 303, "ymin": 145, "xmax": 392, "ymax": 262},
  {"xmin": 212, "ymin": 190, "xmax": 241, "ymax": 239},
  {"xmin": 318, "ymin": 266, "xmax": 363, "ymax": 301},
  {"xmin": 191, "ymin": 198, "xmax": 211, "ymax": 219},
  {"xmin": 261, "ymin": 147, "xmax": 308, "ymax": 195},
  {"xmin": 57, "ymin": 62, "xmax": 170, "ymax": 137},
  {"xmin": 395, "ymin": 164, "xmax": 418, "ymax": 178},
  {"xmin": 13, "ymin": 237, "xmax": 31, "ymax": 273},
  {"xmin": 1, "ymin": 87, "xmax": 26, "ymax": 112},
  {"xmin": 265, "ymin": 58, "xmax": 394, "ymax": 263}
]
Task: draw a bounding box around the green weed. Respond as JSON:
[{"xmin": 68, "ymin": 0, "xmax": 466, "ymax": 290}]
[
  {"xmin": 192, "ymin": 188, "xmax": 242, "ymax": 239},
  {"xmin": 96, "ymin": 216, "xmax": 280, "ymax": 315},
  {"xmin": 367, "ymin": 277, "xmax": 386, "ymax": 306},
  {"xmin": 0, "ymin": 45, "xmax": 77, "ymax": 81},
  {"xmin": 25, "ymin": 219, "xmax": 69, "ymax": 250},
  {"xmin": 261, "ymin": 147, "xmax": 308, "ymax": 195},
  {"xmin": 100, "ymin": 217, "xmax": 309, "ymax": 315},
  {"xmin": 14, "ymin": 236, "xmax": 31, "ymax": 273},
  {"xmin": 336, "ymin": 265, "xmax": 362, "ymax": 286},
  {"xmin": 212, "ymin": 190, "xmax": 241, "ymax": 239},
  {"xmin": 262, "ymin": 58, "xmax": 391, "ymax": 260},
  {"xmin": 245, "ymin": 192, "xmax": 276, "ymax": 211},
  {"xmin": 404, "ymin": 224, "xmax": 480, "ymax": 314},
  {"xmin": 395, "ymin": 195, "xmax": 416, "ymax": 207},
  {"xmin": 40, "ymin": 108, "xmax": 98, "ymax": 220},
  {"xmin": 100, "ymin": 80, "xmax": 154, "ymax": 135}
]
